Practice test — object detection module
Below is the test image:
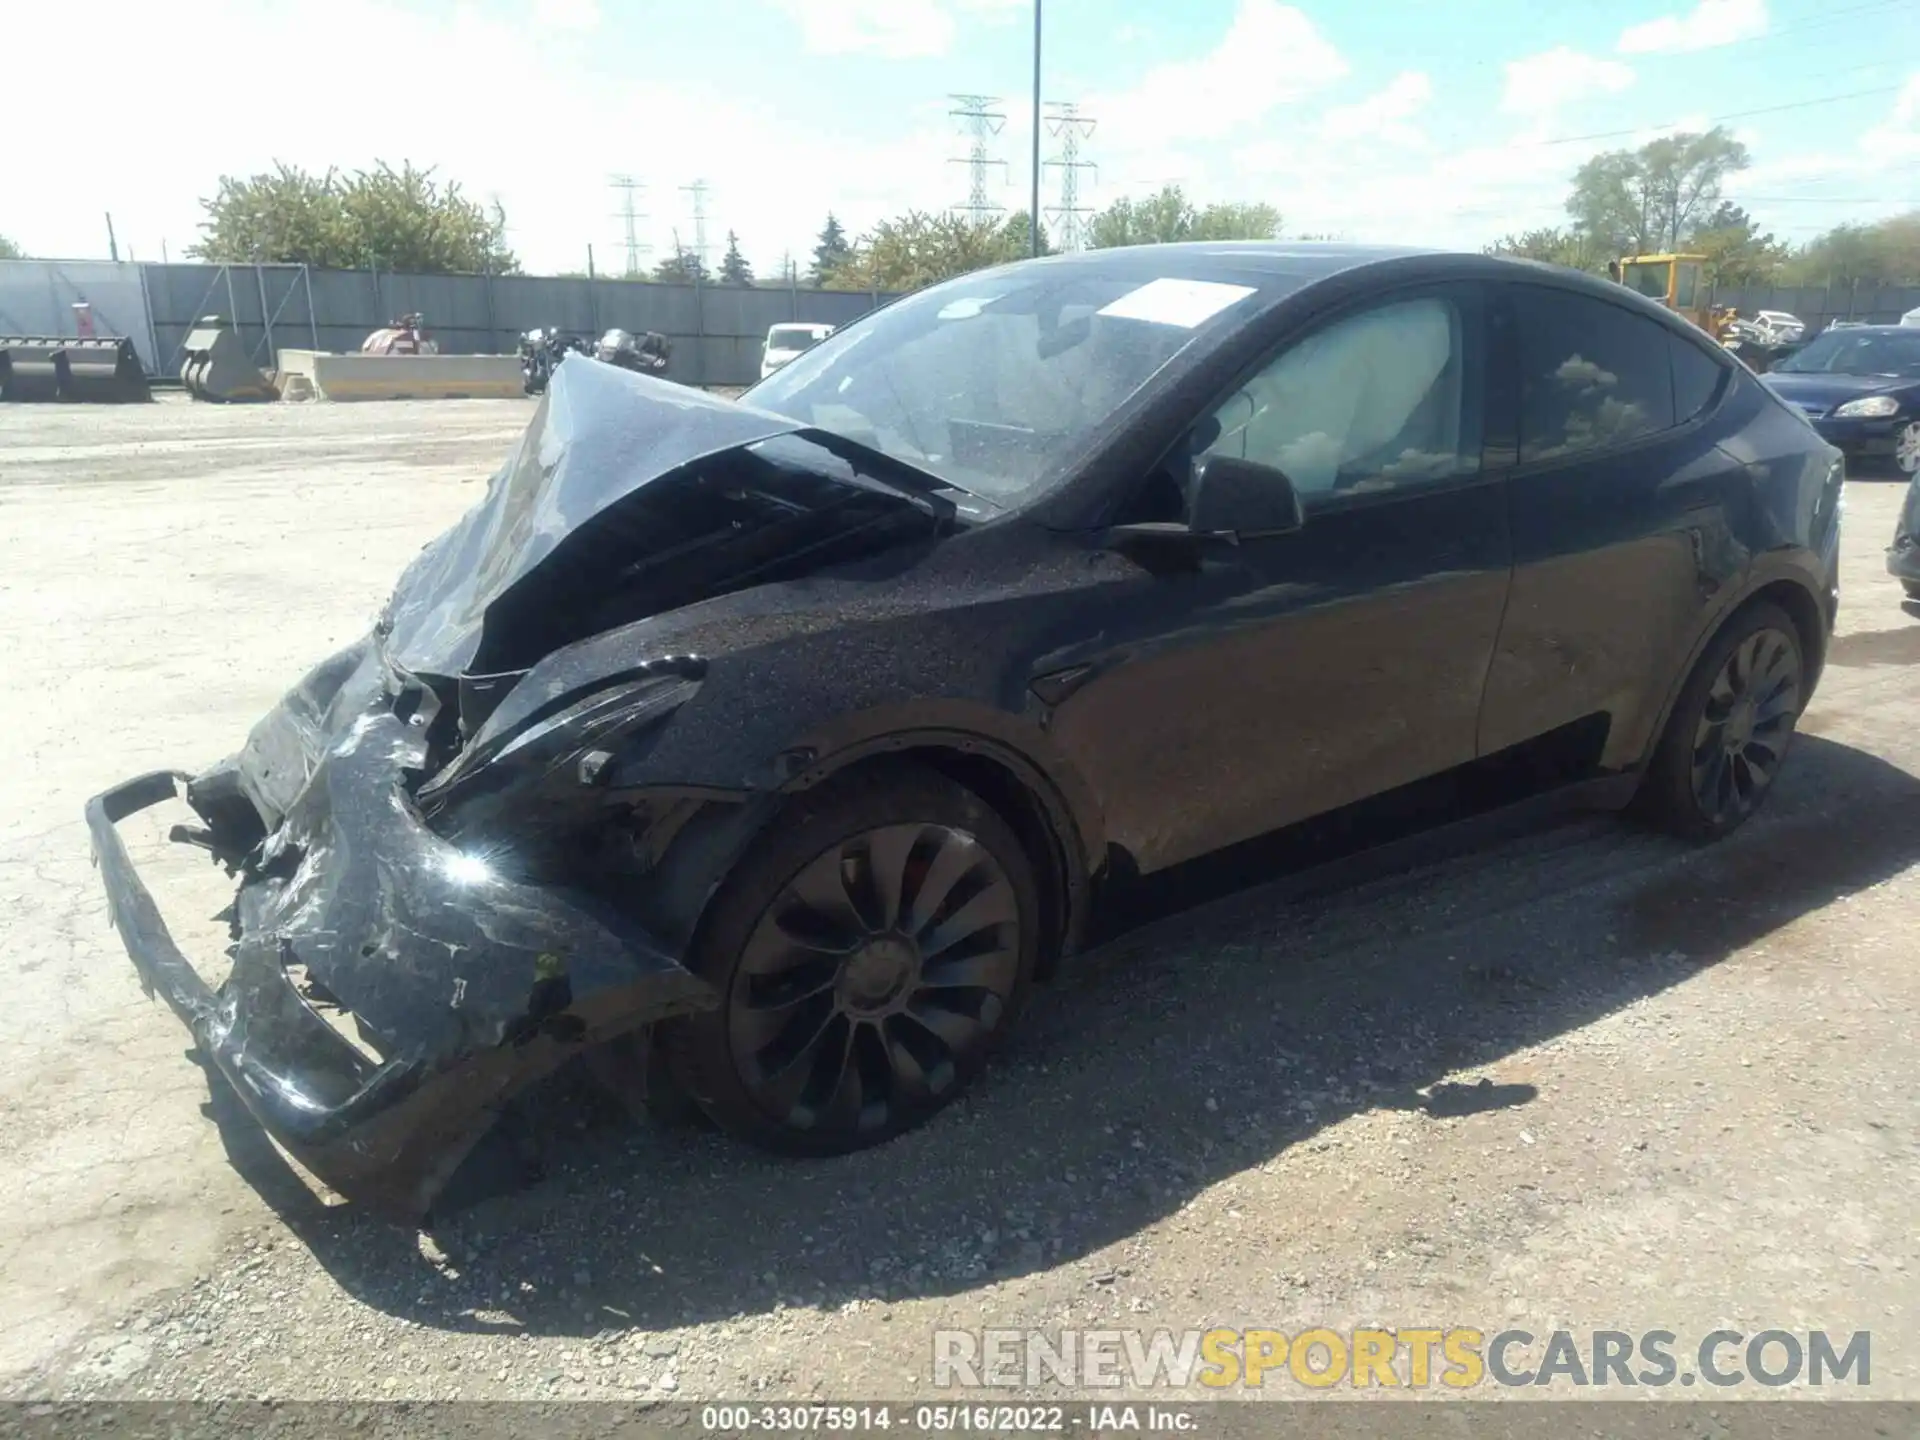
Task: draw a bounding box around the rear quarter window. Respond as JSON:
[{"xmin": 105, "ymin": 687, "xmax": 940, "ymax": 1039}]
[
  {"xmin": 1513, "ymin": 286, "xmax": 1679, "ymax": 463},
  {"xmin": 1671, "ymin": 336, "xmax": 1729, "ymax": 422}
]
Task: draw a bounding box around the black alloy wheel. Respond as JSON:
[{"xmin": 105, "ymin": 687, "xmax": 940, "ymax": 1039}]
[
  {"xmin": 1687, "ymin": 626, "xmax": 1802, "ymax": 831},
  {"xmin": 1638, "ymin": 601, "xmax": 1805, "ymax": 841},
  {"xmin": 664, "ymin": 763, "xmax": 1039, "ymax": 1154}
]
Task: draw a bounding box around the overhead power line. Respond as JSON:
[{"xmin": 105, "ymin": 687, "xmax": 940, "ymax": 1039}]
[{"xmin": 1525, "ymin": 83, "xmax": 1908, "ymax": 148}]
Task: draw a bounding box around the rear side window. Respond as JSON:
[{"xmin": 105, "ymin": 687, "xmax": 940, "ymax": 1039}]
[
  {"xmin": 1514, "ymin": 288, "xmax": 1677, "ymax": 463},
  {"xmin": 1671, "ymin": 338, "xmax": 1727, "ymax": 422}
]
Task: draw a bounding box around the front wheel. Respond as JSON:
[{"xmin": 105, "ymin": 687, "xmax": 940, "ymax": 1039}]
[
  {"xmin": 1635, "ymin": 602, "xmax": 1805, "ymax": 842},
  {"xmin": 1896, "ymin": 421, "xmax": 1920, "ymax": 476},
  {"xmin": 662, "ymin": 763, "xmax": 1040, "ymax": 1156}
]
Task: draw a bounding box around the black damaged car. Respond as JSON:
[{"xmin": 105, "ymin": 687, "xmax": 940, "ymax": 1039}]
[{"xmin": 87, "ymin": 244, "xmax": 1843, "ymax": 1221}]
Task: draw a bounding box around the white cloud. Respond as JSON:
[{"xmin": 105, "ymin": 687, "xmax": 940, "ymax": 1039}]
[
  {"xmin": 531, "ymin": 0, "xmax": 600, "ymax": 30},
  {"xmin": 770, "ymin": 0, "xmax": 955, "ymax": 57},
  {"xmin": 6, "ymin": 0, "xmax": 975, "ymax": 278},
  {"xmin": 1092, "ymin": 0, "xmax": 1348, "ymax": 153},
  {"xmin": 1618, "ymin": 0, "xmax": 1768, "ymax": 55},
  {"xmin": 1321, "ymin": 71, "xmax": 1434, "ymax": 147},
  {"xmin": 1501, "ymin": 46, "xmax": 1636, "ymax": 118}
]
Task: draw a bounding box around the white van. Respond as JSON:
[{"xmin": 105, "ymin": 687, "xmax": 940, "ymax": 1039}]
[{"xmin": 761, "ymin": 322, "xmax": 834, "ymax": 379}]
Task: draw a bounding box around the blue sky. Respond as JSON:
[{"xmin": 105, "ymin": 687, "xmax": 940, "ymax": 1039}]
[{"xmin": 10, "ymin": 0, "xmax": 1920, "ymax": 275}]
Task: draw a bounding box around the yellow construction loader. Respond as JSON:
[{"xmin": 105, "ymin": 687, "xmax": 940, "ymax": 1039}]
[{"xmin": 1606, "ymin": 253, "xmax": 1730, "ymax": 338}]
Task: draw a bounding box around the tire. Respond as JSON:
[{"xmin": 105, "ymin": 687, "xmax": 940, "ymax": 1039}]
[
  {"xmin": 1896, "ymin": 420, "xmax": 1920, "ymax": 477},
  {"xmin": 661, "ymin": 761, "xmax": 1040, "ymax": 1156},
  {"xmin": 1636, "ymin": 602, "xmax": 1805, "ymax": 842}
]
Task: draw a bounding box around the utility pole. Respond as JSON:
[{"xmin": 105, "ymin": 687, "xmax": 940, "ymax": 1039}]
[
  {"xmin": 105, "ymin": 212, "xmax": 119, "ymax": 263},
  {"xmin": 681, "ymin": 180, "xmax": 711, "ymax": 274},
  {"xmin": 1029, "ymin": 0, "xmax": 1042, "ymax": 256},
  {"xmin": 609, "ymin": 175, "xmax": 650, "ymax": 277},
  {"xmin": 1043, "ymin": 101, "xmax": 1097, "ymax": 252},
  {"xmin": 948, "ymin": 94, "xmax": 1009, "ymax": 223}
]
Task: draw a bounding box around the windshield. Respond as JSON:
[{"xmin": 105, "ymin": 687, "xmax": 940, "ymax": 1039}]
[
  {"xmin": 743, "ymin": 267, "xmax": 1261, "ymax": 505},
  {"xmin": 1774, "ymin": 331, "xmax": 1920, "ymax": 378},
  {"xmin": 768, "ymin": 326, "xmax": 828, "ymax": 352}
]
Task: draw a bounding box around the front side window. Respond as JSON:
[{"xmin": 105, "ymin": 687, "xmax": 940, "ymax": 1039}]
[
  {"xmin": 1514, "ymin": 287, "xmax": 1678, "ymax": 463},
  {"xmin": 1197, "ymin": 295, "xmax": 1480, "ymax": 499}
]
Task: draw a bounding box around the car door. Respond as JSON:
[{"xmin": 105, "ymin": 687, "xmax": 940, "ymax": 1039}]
[
  {"xmin": 1041, "ymin": 281, "xmax": 1516, "ymax": 873},
  {"xmin": 1477, "ymin": 283, "xmax": 1752, "ymax": 769}
]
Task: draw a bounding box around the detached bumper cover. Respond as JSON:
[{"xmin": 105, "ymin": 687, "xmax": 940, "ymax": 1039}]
[{"xmin": 85, "ymin": 690, "xmax": 716, "ymax": 1221}]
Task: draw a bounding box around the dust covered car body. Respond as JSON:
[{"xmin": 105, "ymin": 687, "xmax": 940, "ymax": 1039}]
[{"xmin": 88, "ymin": 244, "xmax": 1841, "ymax": 1221}]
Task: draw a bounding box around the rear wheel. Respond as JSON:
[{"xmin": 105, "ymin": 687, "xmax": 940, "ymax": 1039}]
[
  {"xmin": 662, "ymin": 763, "xmax": 1039, "ymax": 1155},
  {"xmin": 1637, "ymin": 602, "xmax": 1804, "ymax": 842}
]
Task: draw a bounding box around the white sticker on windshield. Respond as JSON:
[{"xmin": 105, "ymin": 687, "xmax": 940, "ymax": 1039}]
[
  {"xmin": 1097, "ymin": 278, "xmax": 1256, "ymax": 329},
  {"xmin": 937, "ymin": 296, "xmax": 996, "ymax": 320}
]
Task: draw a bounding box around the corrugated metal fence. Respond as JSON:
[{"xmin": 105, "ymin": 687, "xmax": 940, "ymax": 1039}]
[
  {"xmin": 4, "ymin": 257, "xmax": 1917, "ymax": 390},
  {"xmin": 1, "ymin": 258, "xmax": 905, "ymax": 389},
  {"xmin": 1709, "ymin": 280, "xmax": 1920, "ymax": 335}
]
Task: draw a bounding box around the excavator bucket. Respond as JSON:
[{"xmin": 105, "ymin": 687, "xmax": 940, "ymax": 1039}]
[
  {"xmin": 178, "ymin": 320, "xmax": 276, "ymax": 403},
  {"xmin": 0, "ymin": 336, "xmax": 152, "ymax": 403}
]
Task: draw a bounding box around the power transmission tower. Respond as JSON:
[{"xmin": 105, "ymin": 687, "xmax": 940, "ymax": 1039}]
[
  {"xmin": 681, "ymin": 180, "xmax": 711, "ymax": 273},
  {"xmin": 948, "ymin": 94, "xmax": 1009, "ymax": 223},
  {"xmin": 1043, "ymin": 101, "xmax": 1097, "ymax": 251},
  {"xmin": 609, "ymin": 175, "xmax": 650, "ymax": 276}
]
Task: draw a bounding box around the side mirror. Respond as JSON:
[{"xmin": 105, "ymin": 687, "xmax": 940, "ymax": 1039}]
[{"xmin": 1188, "ymin": 455, "xmax": 1304, "ymax": 540}]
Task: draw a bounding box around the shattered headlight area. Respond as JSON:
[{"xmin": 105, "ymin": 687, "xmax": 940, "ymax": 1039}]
[{"xmin": 86, "ymin": 638, "xmax": 718, "ymax": 1221}]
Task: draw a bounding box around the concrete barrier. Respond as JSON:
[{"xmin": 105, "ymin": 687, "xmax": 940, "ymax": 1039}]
[{"xmin": 274, "ymin": 350, "xmax": 525, "ymax": 402}]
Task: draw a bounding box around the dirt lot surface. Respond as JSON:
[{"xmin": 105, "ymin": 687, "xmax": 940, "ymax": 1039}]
[{"xmin": 3, "ymin": 394, "xmax": 1918, "ymax": 1405}]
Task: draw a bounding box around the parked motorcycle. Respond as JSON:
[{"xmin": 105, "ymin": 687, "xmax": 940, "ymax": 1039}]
[
  {"xmin": 518, "ymin": 327, "xmax": 591, "ymax": 396},
  {"xmin": 593, "ymin": 328, "xmax": 671, "ymax": 377}
]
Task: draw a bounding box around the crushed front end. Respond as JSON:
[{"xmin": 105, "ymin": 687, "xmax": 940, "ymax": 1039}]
[
  {"xmin": 85, "ymin": 360, "xmax": 959, "ymax": 1220},
  {"xmin": 85, "ymin": 634, "xmax": 718, "ymax": 1221}
]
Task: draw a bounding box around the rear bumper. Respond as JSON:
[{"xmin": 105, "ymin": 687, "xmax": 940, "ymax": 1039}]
[{"xmin": 86, "ymin": 755, "xmax": 715, "ymax": 1221}]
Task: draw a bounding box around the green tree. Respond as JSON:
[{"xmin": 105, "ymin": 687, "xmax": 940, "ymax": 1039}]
[
  {"xmin": 652, "ymin": 247, "xmax": 711, "ymax": 285},
  {"xmin": 826, "ymin": 210, "xmax": 1035, "ymax": 292},
  {"xmin": 0, "ymin": 234, "xmax": 23, "ymax": 260},
  {"xmin": 1690, "ymin": 202, "xmax": 1788, "ymax": 288},
  {"xmin": 718, "ymin": 230, "xmax": 754, "ymax": 286},
  {"xmin": 810, "ymin": 212, "xmax": 854, "ymax": 287},
  {"xmin": 187, "ymin": 161, "xmax": 517, "ymax": 273},
  {"xmin": 1566, "ymin": 126, "xmax": 1750, "ymax": 258},
  {"xmin": 1784, "ymin": 211, "xmax": 1920, "ymax": 285},
  {"xmin": 1484, "ymin": 226, "xmax": 1607, "ymax": 272},
  {"xmin": 1088, "ymin": 185, "xmax": 1280, "ymax": 248},
  {"xmin": 1191, "ymin": 201, "xmax": 1282, "ymax": 241}
]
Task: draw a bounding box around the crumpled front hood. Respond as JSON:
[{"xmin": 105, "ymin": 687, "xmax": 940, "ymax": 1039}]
[
  {"xmin": 380, "ymin": 357, "xmax": 815, "ymax": 678},
  {"xmin": 1764, "ymin": 371, "xmax": 1914, "ymax": 412}
]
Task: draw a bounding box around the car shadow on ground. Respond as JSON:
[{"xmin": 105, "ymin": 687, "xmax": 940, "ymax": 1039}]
[{"xmin": 195, "ymin": 732, "xmax": 1920, "ymax": 1340}]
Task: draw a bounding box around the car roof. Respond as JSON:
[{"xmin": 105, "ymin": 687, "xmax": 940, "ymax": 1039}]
[{"xmin": 1020, "ymin": 240, "xmax": 1444, "ymax": 283}]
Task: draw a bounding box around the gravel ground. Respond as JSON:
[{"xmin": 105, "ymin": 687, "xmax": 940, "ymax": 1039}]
[{"xmin": 3, "ymin": 394, "xmax": 1918, "ymax": 1405}]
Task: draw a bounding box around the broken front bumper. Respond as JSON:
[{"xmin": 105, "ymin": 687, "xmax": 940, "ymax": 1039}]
[{"xmin": 84, "ymin": 706, "xmax": 716, "ymax": 1222}]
